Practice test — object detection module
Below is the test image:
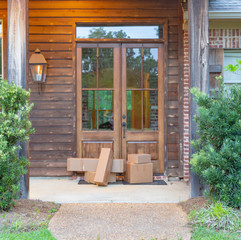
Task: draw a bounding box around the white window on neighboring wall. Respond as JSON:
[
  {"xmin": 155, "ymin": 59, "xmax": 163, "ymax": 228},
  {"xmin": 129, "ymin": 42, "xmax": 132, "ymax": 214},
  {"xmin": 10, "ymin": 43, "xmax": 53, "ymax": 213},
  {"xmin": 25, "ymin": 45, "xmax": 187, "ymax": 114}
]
[
  {"xmin": 0, "ymin": 21, "xmax": 2, "ymax": 79},
  {"xmin": 223, "ymin": 50, "xmax": 241, "ymax": 86}
]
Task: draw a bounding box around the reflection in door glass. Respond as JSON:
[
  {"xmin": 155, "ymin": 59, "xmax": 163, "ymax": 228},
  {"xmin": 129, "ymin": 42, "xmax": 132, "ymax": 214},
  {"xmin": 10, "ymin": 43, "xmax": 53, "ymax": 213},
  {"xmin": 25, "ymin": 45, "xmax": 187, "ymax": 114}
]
[
  {"xmin": 127, "ymin": 90, "xmax": 142, "ymax": 130},
  {"xmin": 82, "ymin": 90, "xmax": 97, "ymax": 130},
  {"xmin": 99, "ymin": 91, "xmax": 113, "ymax": 130},
  {"xmin": 99, "ymin": 48, "xmax": 113, "ymax": 88},
  {"xmin": 143, "ymin": 91, "xmax": 158, "ymax": 130},
  {"xmin": 143, "ymin": 48, "xmax": 158, "ymax": 89},
  {"xmin": 126, "ymin": 48, "xmax": 141, "ymax": 88},
  {"xmin": 82, "ymin": 48, "xmax": 97, "ymax": 88}
]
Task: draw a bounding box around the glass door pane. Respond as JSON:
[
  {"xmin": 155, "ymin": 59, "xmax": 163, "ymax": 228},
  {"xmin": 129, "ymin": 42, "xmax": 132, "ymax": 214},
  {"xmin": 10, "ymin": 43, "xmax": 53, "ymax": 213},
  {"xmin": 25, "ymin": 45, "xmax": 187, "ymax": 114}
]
[
  {"xmin": 99, "ymin": 90, "xmax": 113, "ymax": 130},
  {"xmin": 82, "ymin": 90, "xmax": 97, "ymax": 130},
  {"xmin": 126, "ymin": 47, "xmax": 158, "ymax": 131},
  {"xmin": 82, "ymin": 47, "xmax": 114, "ymax": 131},
  {"xmin": 127, "ymin": 90, "xmax": 142, "ymax": 130},
  {"xmin": 126, "ymin": 48, "xmax": 141, "ymax": 88},
  {"xmin": 82, "ymin": 48, "xmax": 97, "ymax": 88}
]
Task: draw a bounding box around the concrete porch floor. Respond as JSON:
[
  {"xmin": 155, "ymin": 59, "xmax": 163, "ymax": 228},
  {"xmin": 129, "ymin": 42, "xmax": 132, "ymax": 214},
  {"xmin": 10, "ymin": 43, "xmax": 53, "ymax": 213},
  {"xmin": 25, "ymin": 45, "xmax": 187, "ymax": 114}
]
[{"xmin": 29, "ymin": 177, "xmax": 189, "ymax": 204}]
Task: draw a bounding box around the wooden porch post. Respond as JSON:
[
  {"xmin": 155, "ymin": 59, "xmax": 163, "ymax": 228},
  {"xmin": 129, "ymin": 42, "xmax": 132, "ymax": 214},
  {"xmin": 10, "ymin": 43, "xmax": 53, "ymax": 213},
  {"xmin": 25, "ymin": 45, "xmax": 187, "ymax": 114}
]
[
  {"xmin": 8, "ymin": 0, "xmax": 29, "ymax": 198},
  {"xmin": 188, "ymin": 0, "xmax": 209, "ymax": 197}
]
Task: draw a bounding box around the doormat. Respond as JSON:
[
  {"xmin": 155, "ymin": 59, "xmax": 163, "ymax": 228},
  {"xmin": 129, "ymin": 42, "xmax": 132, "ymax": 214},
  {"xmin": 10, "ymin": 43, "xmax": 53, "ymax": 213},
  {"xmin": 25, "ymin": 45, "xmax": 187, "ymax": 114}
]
[
  {"xmin": 78, "ymin": 180, "xmax": 167, "ymax": 185},
  {"xmin": 122, "ymin": 180, "xmax": 167, "ymax": 185}
]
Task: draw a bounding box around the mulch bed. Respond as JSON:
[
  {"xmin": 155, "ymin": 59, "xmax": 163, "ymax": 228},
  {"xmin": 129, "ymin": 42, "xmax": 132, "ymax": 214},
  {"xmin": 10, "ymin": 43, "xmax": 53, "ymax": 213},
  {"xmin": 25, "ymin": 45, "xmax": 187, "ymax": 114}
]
[
  {"xmin": 0, "ymin": 196, "xmax": 209, "ymax": 234},
  {"xmin": 179, "ymin": 196, "xmax": 210, "ymax": 215},
  {"xmin": 0, "ymin": 199, "xmax": 60, "ymax": 232}
]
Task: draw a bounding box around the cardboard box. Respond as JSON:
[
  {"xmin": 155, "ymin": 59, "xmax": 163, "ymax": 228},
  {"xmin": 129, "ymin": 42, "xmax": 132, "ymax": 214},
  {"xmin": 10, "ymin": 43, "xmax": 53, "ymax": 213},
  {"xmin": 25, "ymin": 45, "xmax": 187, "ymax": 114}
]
[
  {"xmin": 108, "ymin": 173, "xmax": 116, "ymax": 183},
  {"xmin": 85, "ymin": 172, "xmax": 116, "ymax": 183},
  {"xmin": 84, "ymin": 171, "xmax": 96, "ymax": 184},
  {"xmin": 112, "ymin": 159, "xmax": 126, "ymax": 173},
  {"xmin": 94, "ymin": 148, "xmax": 113, "ymax": 186},
  {"xmin": 67, "ymin": 158, "xmax": 125, "ymax": 173},
  {"xmin": 67, "ymin": 158, "xmax": 83, "ymax": 171},
  {"xmin": 125, "ymin": 162, "xmax": 153, "ymax": 184},
  {"xmin": 128, "ymin": 154, "xmax": 151, "ymax": 164}
]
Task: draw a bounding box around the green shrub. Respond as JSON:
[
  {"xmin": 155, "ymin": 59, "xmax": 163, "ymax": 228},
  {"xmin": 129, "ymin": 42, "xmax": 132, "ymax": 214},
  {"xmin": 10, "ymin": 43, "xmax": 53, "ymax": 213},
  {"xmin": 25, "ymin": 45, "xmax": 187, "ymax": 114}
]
[
  {"xmin": 191, "ymin": 137, "xmax": 241, "ymax": 207},
  {"xmin": 190, "ymin": 83, "xmax": 241, "ymax": 151},
  {"xmin": 0, "ymin": 79, "xmax": 34, "ymax": 211},
  {"xmin": 190, "ymin": 82, "xmax": 241, "ymax": 207}
]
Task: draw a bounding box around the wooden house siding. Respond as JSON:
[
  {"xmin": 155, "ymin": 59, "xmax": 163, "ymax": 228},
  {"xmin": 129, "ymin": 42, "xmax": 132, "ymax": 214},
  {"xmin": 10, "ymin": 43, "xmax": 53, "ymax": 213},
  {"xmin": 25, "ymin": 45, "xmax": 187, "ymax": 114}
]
[{"xmin": 1, "ymin": 0, "xmax": 183, "ymax": 177}]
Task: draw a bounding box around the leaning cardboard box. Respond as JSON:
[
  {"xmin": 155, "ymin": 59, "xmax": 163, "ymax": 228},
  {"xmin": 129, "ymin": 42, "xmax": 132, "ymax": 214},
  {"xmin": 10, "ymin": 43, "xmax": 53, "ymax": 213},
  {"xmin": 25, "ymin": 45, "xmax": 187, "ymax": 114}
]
[
  {"xmin": 94, "ymin": 148, "xmax": 113, "ymax": 186},
  {"xmin": 125, "ymin": 162, "xmax": 153, "ymax": 184}
]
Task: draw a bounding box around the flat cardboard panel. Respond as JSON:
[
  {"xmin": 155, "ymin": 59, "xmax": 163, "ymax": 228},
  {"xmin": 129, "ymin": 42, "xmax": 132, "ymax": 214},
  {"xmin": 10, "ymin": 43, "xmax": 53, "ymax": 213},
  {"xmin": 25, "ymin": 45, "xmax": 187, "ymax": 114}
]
[
  {"xmin": 67, "ymin": 158, "xmax": 82, "ymax": 171},
  {"xmin": 128, "ymin": 154, "xmax": 151, "ymax": 164},
  {"xmin": 125, "ymin": 163, "xmax": 153, "ymax": 184},
  {"xmin": 67, "ymin": 158, "xmax": 125, "ymax": 173},
  {"xmin": 94, "ymin": 148, "xmax": 113, "ymax": 186}
]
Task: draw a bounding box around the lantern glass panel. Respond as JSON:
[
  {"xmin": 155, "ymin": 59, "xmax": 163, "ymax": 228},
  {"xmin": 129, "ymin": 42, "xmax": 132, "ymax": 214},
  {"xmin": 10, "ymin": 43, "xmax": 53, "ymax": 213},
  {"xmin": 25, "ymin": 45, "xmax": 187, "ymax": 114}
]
[{"xmin": 30, "ymin": 64, "xmax": 46, "ymax": 82}]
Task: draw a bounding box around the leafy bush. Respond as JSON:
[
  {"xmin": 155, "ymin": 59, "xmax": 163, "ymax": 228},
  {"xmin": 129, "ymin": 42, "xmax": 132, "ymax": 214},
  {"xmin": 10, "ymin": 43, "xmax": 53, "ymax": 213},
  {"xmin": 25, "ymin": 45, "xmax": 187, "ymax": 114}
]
[
  {"xmin": 189, "ymin": 201, "xmax": 241, "ymax": 232},
  {"xmin": 190, "ymin": 81, "xmax": 241, "ymax": 207},
  {"xmin": 0, "ymin": 79, "xmax": 34, "ymax": 211}
]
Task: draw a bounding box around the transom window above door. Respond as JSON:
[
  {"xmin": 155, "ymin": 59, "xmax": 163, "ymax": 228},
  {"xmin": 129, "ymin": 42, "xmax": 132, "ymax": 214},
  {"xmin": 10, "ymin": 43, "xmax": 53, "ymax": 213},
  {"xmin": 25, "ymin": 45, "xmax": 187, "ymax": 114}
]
[{"xmin": 76, "ymin": 25, "xmax": 163, "ymax": 39}]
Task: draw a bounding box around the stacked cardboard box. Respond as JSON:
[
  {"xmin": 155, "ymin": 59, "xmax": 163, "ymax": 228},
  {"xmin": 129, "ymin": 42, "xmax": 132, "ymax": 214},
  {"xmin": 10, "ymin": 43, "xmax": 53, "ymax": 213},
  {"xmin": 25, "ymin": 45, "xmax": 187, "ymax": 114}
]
[{"xmin": 125, "ymin": 154, "xmax": 153, "ymax": 184}]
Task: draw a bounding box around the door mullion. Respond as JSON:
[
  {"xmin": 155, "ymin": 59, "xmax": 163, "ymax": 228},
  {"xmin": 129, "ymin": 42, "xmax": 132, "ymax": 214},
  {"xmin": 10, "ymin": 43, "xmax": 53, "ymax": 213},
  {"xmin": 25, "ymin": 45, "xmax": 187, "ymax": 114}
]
[
  {"xmin": 96, "ymin": 47, "xmax": 99, "ymax": 130},
  {"xmin": 76, "ymin": 47, "xmax": 82, "ymax": 157},
  {"xmin": 113, "ymin": 45, "xmax": 122, "ymax": 159},
  {"xmin": 121, "ymin": 45, "xmax": 127, "ymax": 160},
  {"xmin": 141, "ymin": 47, "xmax": 144, "ymax": 131}
]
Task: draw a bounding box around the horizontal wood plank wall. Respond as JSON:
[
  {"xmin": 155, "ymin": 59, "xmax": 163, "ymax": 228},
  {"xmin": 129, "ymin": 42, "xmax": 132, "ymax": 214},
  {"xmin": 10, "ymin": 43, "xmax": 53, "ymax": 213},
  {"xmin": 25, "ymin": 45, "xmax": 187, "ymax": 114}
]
[{"xmin": 12, "ymin": 0, "xmax": 180, "ymax": 176}]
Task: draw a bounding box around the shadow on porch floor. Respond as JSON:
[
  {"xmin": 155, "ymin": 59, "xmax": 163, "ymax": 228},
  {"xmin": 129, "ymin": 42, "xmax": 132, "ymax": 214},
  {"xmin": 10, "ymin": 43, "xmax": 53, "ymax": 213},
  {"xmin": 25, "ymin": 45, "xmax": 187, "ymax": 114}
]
[{"xmin": 29, "ymin": 177, "xmax": 189, "ymax": 204}]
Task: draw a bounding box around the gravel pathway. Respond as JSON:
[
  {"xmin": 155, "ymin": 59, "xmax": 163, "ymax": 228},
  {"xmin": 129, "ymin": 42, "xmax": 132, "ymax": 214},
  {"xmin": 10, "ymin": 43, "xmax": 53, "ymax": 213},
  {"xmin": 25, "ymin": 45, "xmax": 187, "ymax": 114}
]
[{"xmin": 49, "ymin": 203, "xmax": 191, "ymax": 240}]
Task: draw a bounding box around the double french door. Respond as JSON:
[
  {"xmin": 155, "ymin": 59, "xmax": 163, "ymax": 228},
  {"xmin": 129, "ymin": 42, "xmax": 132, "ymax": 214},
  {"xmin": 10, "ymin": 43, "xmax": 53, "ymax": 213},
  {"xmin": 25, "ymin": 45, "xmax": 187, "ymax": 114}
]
[{"xmin": 76, "ymin": 43, "xmax": 164, "ymax": 173}]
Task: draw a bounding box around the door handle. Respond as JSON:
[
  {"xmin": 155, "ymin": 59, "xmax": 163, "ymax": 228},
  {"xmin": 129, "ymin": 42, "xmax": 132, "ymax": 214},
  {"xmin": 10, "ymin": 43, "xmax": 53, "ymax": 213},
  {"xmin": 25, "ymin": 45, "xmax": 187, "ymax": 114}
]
[{"xmin": 122, "ymin": 122, "xmax": 126, "ymax": 139}]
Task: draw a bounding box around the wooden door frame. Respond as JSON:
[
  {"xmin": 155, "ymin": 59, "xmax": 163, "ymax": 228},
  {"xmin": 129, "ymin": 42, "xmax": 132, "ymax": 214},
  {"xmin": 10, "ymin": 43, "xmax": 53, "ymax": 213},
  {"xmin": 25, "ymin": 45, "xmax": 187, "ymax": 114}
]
[
  {"xmin": 76, "ymin": 43, "xmax": 121, "ymax": 159},
  {"xmin": 121, "ymin": 43, "xmax": 165, "ymax": 173},
  {"xmin": 74, "ymin": 20, "xmax": 169, "ymax": 173}
]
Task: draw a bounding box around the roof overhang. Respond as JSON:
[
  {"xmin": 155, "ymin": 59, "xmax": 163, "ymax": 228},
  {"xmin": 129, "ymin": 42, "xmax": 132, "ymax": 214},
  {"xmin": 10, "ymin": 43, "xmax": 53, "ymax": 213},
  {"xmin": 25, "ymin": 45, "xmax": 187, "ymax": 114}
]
[{"xmin": 209, "ymin": 12, "xmax": 241, "ymax": 19}]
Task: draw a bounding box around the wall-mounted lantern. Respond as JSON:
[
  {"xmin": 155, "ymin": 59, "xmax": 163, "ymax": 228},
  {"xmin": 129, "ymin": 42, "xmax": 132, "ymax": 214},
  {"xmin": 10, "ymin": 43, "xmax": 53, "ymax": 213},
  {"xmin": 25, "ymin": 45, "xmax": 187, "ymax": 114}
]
[{"xmin": 29, "ymin": 49, "xmax": 47, "ymax": 83}]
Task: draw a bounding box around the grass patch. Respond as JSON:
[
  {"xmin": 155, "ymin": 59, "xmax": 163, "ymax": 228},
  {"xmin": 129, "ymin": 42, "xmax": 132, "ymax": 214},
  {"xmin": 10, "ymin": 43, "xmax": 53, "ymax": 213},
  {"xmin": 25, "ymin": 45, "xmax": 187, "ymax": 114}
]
[
  {"xmin": 189, "ymin": 201, "xmax": 241, "ymax": 240},
  {"xmin": 192, "ymin": 227, "xmax": 241, "ymax": 240},
  {"xmin": 189, "ymin": 201, "xmax": 241, "ymax": 232},
  {"xmin": 0, "ymin": 200, "xmax": 60, "ymax": 240},
  {"xmin": 0, "ymin": 228, "xmax": 56, "ymax": 240}
]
